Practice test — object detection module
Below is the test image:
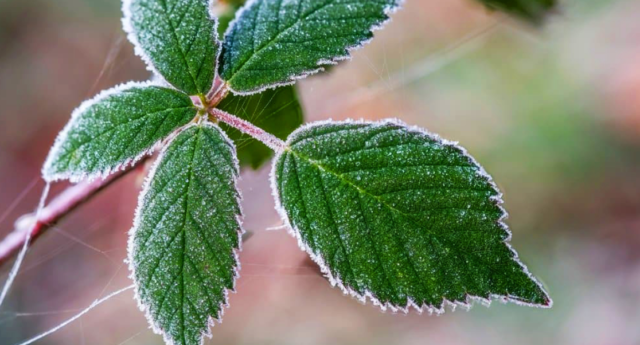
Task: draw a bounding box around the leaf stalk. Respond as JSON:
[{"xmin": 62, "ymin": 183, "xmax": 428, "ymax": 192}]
[{"xmin": 209, "ymin": 107, "xmax": 286, "ymax": 153}]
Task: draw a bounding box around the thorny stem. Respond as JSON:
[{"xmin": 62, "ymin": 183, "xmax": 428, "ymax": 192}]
[
  {"xmin": 0, "ymin": 158, "xmax": 149, "ymax": 268},
  {"xmin": 209, "ymin": 107, "xmax": 287, "ymax": 153}
]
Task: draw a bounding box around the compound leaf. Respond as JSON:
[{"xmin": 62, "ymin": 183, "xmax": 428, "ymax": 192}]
[
  {"xmin": 43, "ymin": 82, "xmax": 197, "ymax": 182},
  {"xmin": 219, "ymin": 0, "xmax": 401, "ymax": 94},
  {"xmin": 123, "ymin": 0, "xmax": 221, "ymax": 95},
  {"xmin": 217, "ymin": 85, "xmax": 304, "ymax": 169},
  {"xmin": 477, "ymin": 0, "xmax": 556, "ymax": 24},
  {"xmin": 130, "ymin": 122, "xmax": 242, "ymax": 345},
  {"xmin": 273, "ymin": 120, "xmax": 551, "ymax": 312}
]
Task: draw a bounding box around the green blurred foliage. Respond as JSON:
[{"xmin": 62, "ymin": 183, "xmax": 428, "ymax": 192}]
[
  {"xmin": 410, "ymin": 23, "xmax": 640, "ymax": 230},
  {"xmin": 216, "ymin": 0, "xmax": 244, "ymax": 36},
  {"xmin": 478, "ymin": 0, "xmax": 556, "ymax": 23}
]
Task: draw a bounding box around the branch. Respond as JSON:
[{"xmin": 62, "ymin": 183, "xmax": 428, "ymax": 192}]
[
  {"xmin": 209, "ymin": 108, "xmax": 286, "ymax": 152},
  {"xmin": 0, "ymin": 158, "xmax": 149, "ymax": 268}
]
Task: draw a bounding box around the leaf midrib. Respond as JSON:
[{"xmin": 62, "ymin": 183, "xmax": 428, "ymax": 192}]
[
  {"xmin": 288, "ymin": 148, "xmax": 476, "ymax": 221},
  {"xmin": 151, "ymin": 0, "xmax": 209, "ymax": 95},
  {"xmin": 179, "ymin": 127, "xmax": 201, "ymax": 345},
  {"xmin": 57, "ymin": 105, "xmax": 195, "ymax": 170},
  {"xmin": 140, "ymin": 126, "xmax": 237, "ymax": 335}
]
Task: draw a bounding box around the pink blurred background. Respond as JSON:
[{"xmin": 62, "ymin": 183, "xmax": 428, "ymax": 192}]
[{"xmin": 2, "ymin": 0, "xmax": 640, "ymax": 344}]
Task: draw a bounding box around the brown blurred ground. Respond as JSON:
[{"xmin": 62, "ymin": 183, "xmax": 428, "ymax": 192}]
[{"xmin": 2, "ymin": 0, "xmax": 640, "ymax": 344}]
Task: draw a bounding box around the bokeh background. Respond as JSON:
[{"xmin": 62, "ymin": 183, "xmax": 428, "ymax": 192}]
[{"xmin": 2, "ymin": 0, "xmax": 640, "ymax": 344}]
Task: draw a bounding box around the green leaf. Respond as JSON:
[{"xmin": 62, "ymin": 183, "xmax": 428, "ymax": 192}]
[
  {"xmin": 217, "ymin": 85, "xmax": 304, "ymax": 169},
  {"xmin": 123, "ymin": 0, "xmax": 221, "ymax": 95},
  {"xmin": 272, "ymin": 120, "xmax": 551, "ymax": 312},
  {"xmin": 477, "ymin": 0, "xmax": 556, "ymax": 24},
  {"xmin": 130, "ymin": 122, "xmax": 242, "ymax": 345},
  {"xmin": 43, "ymin": 82, "xmax": 197, "ymax": 182},
  {"xmin": 219, "ymin": 0, "xmax": 401, "ymax": 94}
]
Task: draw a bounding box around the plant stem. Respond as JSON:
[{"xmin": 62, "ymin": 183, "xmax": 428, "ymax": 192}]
[
  {"xmin": 209, "ymin": 108, "xmax": 287, "ymax": 152},
  {"xmin": 0, "ymin": 158, "xmax": 148, "ymax": 268},
  {"xmin": 206, "ymin": 77, "xmax": 229, "ymax": 108}
]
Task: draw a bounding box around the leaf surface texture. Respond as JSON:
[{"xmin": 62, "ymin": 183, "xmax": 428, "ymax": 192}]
[{"xmin": 273, "ymin": 120, "xmax": 550, "ymax": 311}]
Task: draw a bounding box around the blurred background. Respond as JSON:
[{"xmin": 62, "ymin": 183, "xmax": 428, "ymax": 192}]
[{"xmin": 2, "ymin": 0, "xmax": 640, "ymax": 344}]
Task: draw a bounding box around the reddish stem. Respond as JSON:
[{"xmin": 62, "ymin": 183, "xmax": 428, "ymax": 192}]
[
  {"xmin": 209, "ymin": 108, "xmax": 286, "ymax": 152},
  {"xmin": 206, "ymin": 76, "xmax": 228, "ymax": 104},
  {"xmin": 0, "ymin": 159, "xmax": 148, "ymax": 267}
]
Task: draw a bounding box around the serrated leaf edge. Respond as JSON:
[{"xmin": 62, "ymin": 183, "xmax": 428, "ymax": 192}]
[
  {"xmin": 42, "ymin": 80, "xmax": 188, "ymax": 183},
  {"xmin": 127, "ymin": 121, "xmax": 244, "ymax": 345},
  {"xmin": 269, "ymin": 117, "xmax": 552, "ymax": 314},
  {"xmin": 121, "ymin": 0, "xmax": 223, "ymax": 96},
  {"xmin": 221, "ymin": 0, "xmax": 405, "ymax": 96}
]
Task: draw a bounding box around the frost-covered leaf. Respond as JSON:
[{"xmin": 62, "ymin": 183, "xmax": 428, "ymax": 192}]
[
  {"xmin": 477, "ymin": 0, "xmax": 556, "ymax": 23},
  {"xmin": 123, "ymin": 0, "xmax": 221, "ymax": 95},
  {"xmin": 219, "ymin": 0, "xmax": 401, "ymax": 94},
  {"xmin": 43, "ymin": 82, "xmax": 197, "ymax": 182},
  {"xmin": 272, "ymin": 120, "xmax": 551, "ymax": 312},
  {"xmin": 130, "ymin": 122, "xmax": 242, "ymax": 345},
  {"xmin": 218, "ymin": 85, "xmax": 304, "ymax": 169}
]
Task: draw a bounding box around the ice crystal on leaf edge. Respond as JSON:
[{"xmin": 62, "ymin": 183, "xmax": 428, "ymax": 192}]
[{"xmin": 269, "ymin": 118, "xmax": 552, "ymax": 314}]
